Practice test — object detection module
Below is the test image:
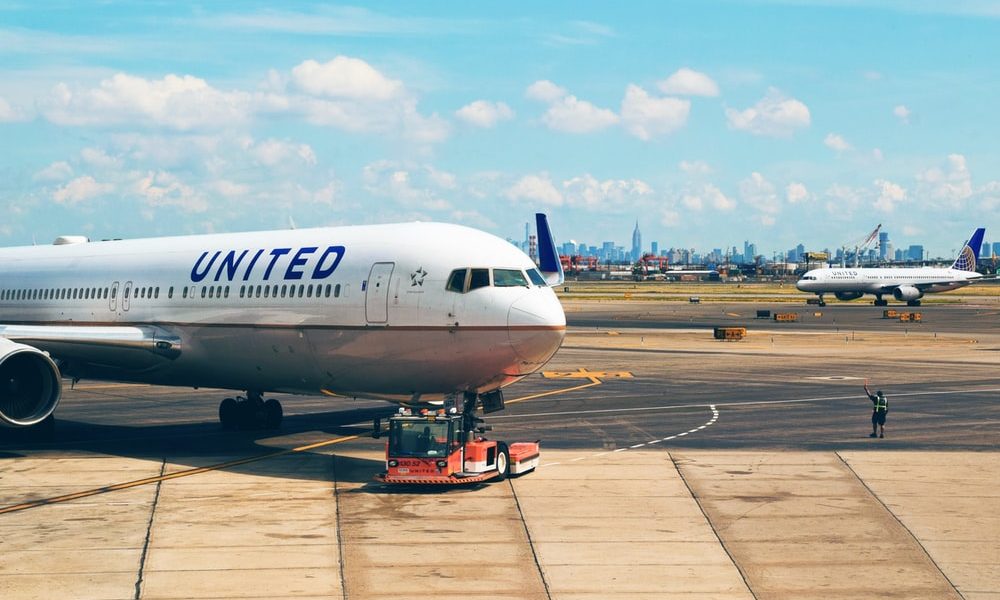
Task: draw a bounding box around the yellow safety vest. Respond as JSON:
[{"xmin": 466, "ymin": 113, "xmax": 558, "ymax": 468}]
[{"xmin": 874, "ymin": 395, "xmax": 887, "ymax": 411}]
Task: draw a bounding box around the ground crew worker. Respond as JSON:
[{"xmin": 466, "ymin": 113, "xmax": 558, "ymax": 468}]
[{"xmin": 864, "ymin": 380, "xmax": 888, "ymax": 438}]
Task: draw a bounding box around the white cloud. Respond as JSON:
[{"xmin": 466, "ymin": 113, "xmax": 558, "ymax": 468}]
[
  {"xmin": 290, "ymin": 57, "xmax": 401, "ymax": 101},
  {"xmin": 506, "ymin": 174, "xmax": 564, "ymax": 206},
  {"xmin": 455, "ymin": 100, "xmax": 513, "ymax": 128},
  {"xmin": 53, "ymin": 175, "xmax": 113, "ymax": 204},
  {"xmin": 725, "ymin": 88, "xmax": 810, "ymax": 137},
  {"xmin": 0, "ymin": 96, "xmax": 28, "ymax": 122},
  {"xmin": 525, "ymin": 80, "xmax": 567, "ymax": 103},
  {"xmin": 872, "ymin": 148, "xmax": 884, "ymax": 162},
  {"xmin": 786, "ymin": 182, "xmax": 810, "ymax": 204},
  {"xmin": 208, "ymin": 179, "xmax": 250, "ymax": 198},
  {"xmin": 80, "ymin": 147, "xmax": 121, "ymax": 169},
  {"xmin": 362, "ymin": 161, "xmax": 455, "ymax": 210},
  {"xmin": 562, "ymin": 174, "xmax": 652, "ymax": 209},
  {"xmin": 682, "ymin": 183, "xmax": 735, "ymax": 212},
  {"xmin": 243, "ymin": 138, "xmax": 317, "ymax": 167},
  {"xmin": 823, "ymin": 133, "xmax": 852, "ymax": 152},
  {"xmin": 679, "ymin": 160, "xmax": 711, "ymax": 175},
  {"xmin": 917, "ymin": 153, "xmax": 972, "ymax": 206},
  {"xmin": 902, "ymin": 225, "xmax": 923, "ymax": 237},
  {"xmin": 134, "ymin": 171, "xmax": 207, "ymax": 213},
  {"xmin": 739, "ymin": 172, "xmax": 780, "ymax": 222},
  {"xmin": 893, "ymin": 104, "xmax": 911, "ymax": 124},
  {"xmin": 620, "ymin": 84, "xmax": 690, "ymax": 140},
  {"xmin": 42, "ymin": 74, "xmax": 252, "ymax": 130},
  {"xmin": 34, "ymin": 161, "xmax": 73, "ymax": 182},
  {"xmin": 658, "ymin": 68, "xmax": 719, "ymax": 97},
  {"xmin": 873, "ymin": 178, "xmax": 907, "ymax": 213},
  {"xmin": 541, "ymin": 94, "xmax": 618, "ymax": 134}
]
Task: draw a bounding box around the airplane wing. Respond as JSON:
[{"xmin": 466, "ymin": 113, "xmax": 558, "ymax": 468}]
[{"xmin": 0, "ymin": 324, "xmax": 181, "ymax": 368}]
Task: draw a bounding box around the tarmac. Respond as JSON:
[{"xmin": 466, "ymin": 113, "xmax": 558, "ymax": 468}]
[{"xmin": 1, "ymin": 301, "xmax": 998, "ymax": 599}]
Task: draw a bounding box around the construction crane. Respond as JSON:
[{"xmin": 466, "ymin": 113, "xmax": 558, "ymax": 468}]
[{"xmin": 841, "ymin": 224, "xmax": 881, "ymax": 267}]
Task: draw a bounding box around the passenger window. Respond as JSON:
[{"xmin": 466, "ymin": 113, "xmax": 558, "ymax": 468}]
[
  {"xmin": 168, "ymin": 287, "xmax": 174, "ymax": 299},
  {"xmin": 264, "ymin": 286, "xmax": 270, "ymax": 298},
  {"xmin": 183, "ymin": 287, "xmax": 188, "ymax": 299},
  {"xmin": 224, "ymin": 286, "xmax": 229, "ymax": 298},
  {"xmin": 494, "ymin": 269, "xmax": 528, "ymax": 287},
  {"xmin": 307, "ymin": 284, "xmax": 313, "ymax": 297},
  {"xmin": 334, "ymin": 284, "xmax": 341, "ymax": 298},
  {"xmin": 446, "ymin": 269, "xmax": 468, "ymax": 293},
  {"xmin": 201, "ymin": 287, "xmax": 207, "ymax": 298},
  {"xmin": 469, "ymin": 268, "xmax": 490, "ymax": 290},
  {"xmin": 281, "ymin": 284, "xmax": 287, "ymax": 298}
]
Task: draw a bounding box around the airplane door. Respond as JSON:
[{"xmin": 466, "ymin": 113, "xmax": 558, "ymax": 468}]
[
  {"xmin": 110, "ymin": 281, "xmax": 119, "ymax": 311},
  {"xmin": 122, "ymin": 281, "xmax": 133, "ymax": 312},
  {"xmin": 365, "ymin": 262, "xmax": 394, "ymax": 323}
]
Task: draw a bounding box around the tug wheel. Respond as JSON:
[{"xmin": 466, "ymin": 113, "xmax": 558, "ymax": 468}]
[{"xmin": 494, "ymin": 442, "xmax": 510, "ymax": 482}]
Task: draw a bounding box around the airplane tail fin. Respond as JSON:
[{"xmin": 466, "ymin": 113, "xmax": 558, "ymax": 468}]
[
  {"xmin": 535, "ymin": 213, "xmax": 564, "ymax": 286},
  {"xmin": 950, "ymin": 227, "xmax": 985, "ymax": 271}
]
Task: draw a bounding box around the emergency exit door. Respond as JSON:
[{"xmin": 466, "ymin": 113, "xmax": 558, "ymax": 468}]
[{"xmin": 365, "ymin": 262, "xmax": 394, "ymax": 323}]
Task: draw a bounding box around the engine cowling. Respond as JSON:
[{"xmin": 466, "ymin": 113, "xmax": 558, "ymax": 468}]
[
  {"xmin": 834, "ymin": 291, "xmax": 864, "ymax": 301},
  {"xmin": 0, "ymin": 339, "xmax": 62, "ymax": 427},
  {"xmin": 892, "ymin": 285, "xmax": 924, "ymax": 302}
]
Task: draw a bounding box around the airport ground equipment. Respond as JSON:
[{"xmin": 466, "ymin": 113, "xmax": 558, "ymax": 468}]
[
  {"xmin": 899, "ymin": 312, "xmax": 922, "ymax": 323},
  {"xmin": 773, "ymin": 312, "xmax": 799, "ymax": 322},
  {"xmin": 756, "ymin": 309, "xmax": 771, "ymax": 319},
  {"xmin": 713, "ymin": 327, "xmax": 746, "ymax": 341},
  {"xmin": 883, "ymin": 309, "xmax": 899, "ymax": 319},
  {"xmin": 374, "ymin": 396, "xmax": 539, "ymax": 485}
]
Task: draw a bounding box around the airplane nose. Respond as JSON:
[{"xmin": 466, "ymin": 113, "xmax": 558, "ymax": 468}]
[{"xmin": 507, "ymin": 290, "xmax": 566, "ymax": 367}]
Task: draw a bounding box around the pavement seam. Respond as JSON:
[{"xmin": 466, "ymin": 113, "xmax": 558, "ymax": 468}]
[
  {"xmin": 332, "ymin": 455, "xmax": 348, "ymax": 600},
  {"xmin": 836, "ymin": 452, "xmax": 966, "ymax": 600},
  {"xmin": 133, "ymin": 458, "xmax": 165, "ymax": 600},
  {"xmin": 669, "ymin": 453, "xmax": 759, "ymax": 600},
  {"xmin": 508, "ymin": 479, "xmax": 553, "ymax": 600}
]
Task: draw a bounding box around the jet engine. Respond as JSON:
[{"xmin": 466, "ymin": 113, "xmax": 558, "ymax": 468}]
[
  {"xmin": 834, "ymin": 291, "xmax": 864, "ymax": 301},
  {"xmin": 892, "ymin": 285, "xmax": 924, "ymax": 302},
  {"xmin": 0, "ymin": 339, "xmax": 62, "ymax": 427}
]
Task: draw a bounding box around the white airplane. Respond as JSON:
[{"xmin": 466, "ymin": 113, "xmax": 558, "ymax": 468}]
[
  {"xmin": 0, "ymin": 214, "xmax": 566, "ymax": 433},
  {"xmin": 796, "ymin": 227, "xmax": 985, "ymax": 307}
]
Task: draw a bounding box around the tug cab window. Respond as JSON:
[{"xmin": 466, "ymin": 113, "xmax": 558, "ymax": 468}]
[
  {"xmin": 469, "ymin": 268, "xmax": 490, "ymax": 291},
  {"xmin": 493, "ymin": 269, "xmax": 528, "ymax": 287}
]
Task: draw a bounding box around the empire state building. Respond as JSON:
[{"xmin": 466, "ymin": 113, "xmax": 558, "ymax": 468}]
[{"xmin": 631, "ymin": 220, "xmax": 642, "ymax": 261}]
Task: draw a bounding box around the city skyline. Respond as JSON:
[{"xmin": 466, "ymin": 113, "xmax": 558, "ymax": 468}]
[
  {"xmin": 1, "ymin": 2, "xmax": 998, "ymax": 255},
  {"xmin": 533, "ymin": 219, "xmax": 991, "ymax": 265}
]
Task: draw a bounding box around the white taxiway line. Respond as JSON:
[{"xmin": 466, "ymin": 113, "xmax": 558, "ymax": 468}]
[{"xmin": 542, "ymin": 405, "xmax": 719, "ymax": 468}]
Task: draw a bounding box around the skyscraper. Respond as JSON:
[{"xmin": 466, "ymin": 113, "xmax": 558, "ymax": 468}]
[
  {"xmin": 879, "ymin": 231, "xmax": 889, "ymax": 261},
  {"xmin": 631, "ymin": 220, "xmax": 642, "ymax": 261}
]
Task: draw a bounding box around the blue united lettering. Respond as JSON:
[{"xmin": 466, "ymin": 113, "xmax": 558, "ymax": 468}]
[{"xmin": 191, "ymin": 245, "xmax": 345, "ymax": 283}]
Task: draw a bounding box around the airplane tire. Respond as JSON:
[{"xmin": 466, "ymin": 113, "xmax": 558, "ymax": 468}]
[
  {"xmin": 219, "ymin": 398, "xmax": 238, "ymax": 430},
  {"xmin": 493, "ymin": 442, "xmax": 510, "ymax": 482},
  {"xmin": 263, "ymin": 399, "xmax": 283, "ymax": 430}
]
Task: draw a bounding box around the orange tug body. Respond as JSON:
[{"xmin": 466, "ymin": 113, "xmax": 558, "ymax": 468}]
[{"xmin": 374, "ymin": 410, "xmax": 540, "ymax": 485}]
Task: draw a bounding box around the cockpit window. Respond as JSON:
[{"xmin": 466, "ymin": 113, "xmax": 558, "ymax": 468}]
[
  {"xmin": 446, "ymin": 269, "xmax": 468, "ymax": 293},
  {"xmin": 469, "ymin": 268, "xmax": 490, "ymax": 290},
  {"xmin": 493, "ymin": 269, "xmax": 528, "ymax": 287},
  {"xmin": 527, "ymin": 268, "xmax": 547, "ymax": 286}
]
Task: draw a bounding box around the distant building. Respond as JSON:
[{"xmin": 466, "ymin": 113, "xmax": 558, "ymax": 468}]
[
  {"xmin": 993, "ymin": 241, "xmax": 1000, "ymax": 258},
  {"xmin": 908, "ymin": 245, "xmax": 924, "ymax": 261},
  {"xmin": 651, "ymin": 241, "xmax": 658, "ymax": 256},
  {"xmin": 631, "ymin": 220, "xmax": 642, "ymax": 262},
  {"xmin": 879, "ymin": 231, "xmax": 889, "ymax": 260}
]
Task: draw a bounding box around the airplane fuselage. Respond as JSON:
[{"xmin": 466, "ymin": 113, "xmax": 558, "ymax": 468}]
[{"xmin": 0, "ymin": 223, "xmax": 566, "ymax": 403}]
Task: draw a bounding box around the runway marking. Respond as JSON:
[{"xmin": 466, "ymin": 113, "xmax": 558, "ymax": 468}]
[
  {"xmin": 0, "ymin": 434, "xmax": 361, "ymax": 516},
  {"xmin": 495, "ymin": 387, "xmax": 1000, "ymax": 420},
  {"xmin": 542, "ymin": 368, "xmax": 633, "ymax": 379},
  {"xmin": 505, "ymin": 375, "xmax": 604, "ymax": 405},
  {"xmin": 542, "ymin": 405, "xmax": 719, "ymax": 466}
]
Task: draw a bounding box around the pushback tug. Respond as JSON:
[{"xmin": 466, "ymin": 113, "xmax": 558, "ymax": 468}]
[{"xmin": 374, "ymin": 392, "xmax": 540, "ymax": 485}]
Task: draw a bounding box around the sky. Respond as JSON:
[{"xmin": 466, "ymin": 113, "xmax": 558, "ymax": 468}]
[{"xmin": 1, "ymin": 1, "xmax": 999, "ymax": 258}]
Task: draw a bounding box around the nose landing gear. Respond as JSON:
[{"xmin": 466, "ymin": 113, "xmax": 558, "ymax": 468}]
[{"xmin": 219, "ymin": 391, "xmax": 283, "ymax": 430}]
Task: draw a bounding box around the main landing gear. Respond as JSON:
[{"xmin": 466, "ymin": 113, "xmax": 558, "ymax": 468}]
[
  {"xmin": 218, "ymin": 391, "xmax": 283, "ymax": 430},
  {"xmin": 874, "ymin": 295, "xmax": 888, "ymax": 306},
  {"xmin": 906, "ymin": 300, "xmax": 921, "ymax": 307}
]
